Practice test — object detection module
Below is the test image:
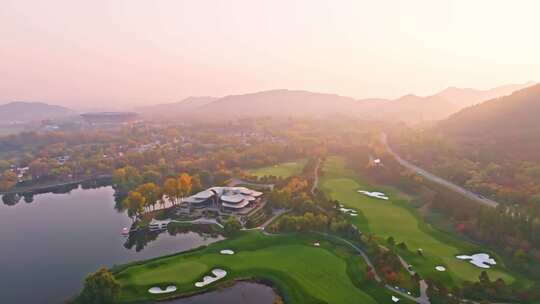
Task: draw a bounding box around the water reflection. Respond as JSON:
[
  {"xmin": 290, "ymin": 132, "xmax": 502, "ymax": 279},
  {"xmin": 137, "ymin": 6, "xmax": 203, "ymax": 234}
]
[
  {"xmin": 125, "ymin": 225, "xmax": 221, "ymax": 252},
  {"xmin": 1, "ymin": 177, "xmax": 111, "ymax": 207},
  {"xmin": 164, "ymin": 282, "xmax": 277, "ymax": 304},
  {"xmin": 0, "ymin": 186, "xmax": 223, "ymax": 304}
]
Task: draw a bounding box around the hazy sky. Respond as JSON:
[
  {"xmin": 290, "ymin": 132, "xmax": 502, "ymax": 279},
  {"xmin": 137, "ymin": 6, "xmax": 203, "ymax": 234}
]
[{"xmin": 1, "ymin": 0, "xmax": 539, "ymax": 109}]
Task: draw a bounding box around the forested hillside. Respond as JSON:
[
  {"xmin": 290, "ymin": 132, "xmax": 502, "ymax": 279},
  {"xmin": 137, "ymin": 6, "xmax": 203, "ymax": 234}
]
[{"xmin": 390, "ymin": 84, "xmax": 540, "ymax": 280}]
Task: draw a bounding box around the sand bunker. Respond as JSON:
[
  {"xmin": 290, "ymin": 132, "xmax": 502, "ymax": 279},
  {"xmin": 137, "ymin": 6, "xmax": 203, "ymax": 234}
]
[
  {"xmin": 358, "ymin": 190, "xmax": 389, "ymax": 200},
  {"xmin": 220, "ymin": 249, "xmax": 235, "ymax": 255},
  {"xmin": 392, "ymin": 295, "xmax": 400, "ymax": 302},
  {"xmin": 456, "ymin": 253, "xmax": 496, "ymax": 269},
  {"xmin": 435, "ymin": 266, "xmax": 446, "ymax": 272},
  {"xmin": 195, "ymin": 269, "xmax": 227, "ymax": 287},
  {"xmin": 313, "ymin": 242, "xmax": 320, "ymax": 247},
  {"xmin": 148, "ymin": 286, "xmax": 177, "ymax": 294},
  {"xmin": 339, "ymin": 207, "xmax": 357, "ymax": 215}
]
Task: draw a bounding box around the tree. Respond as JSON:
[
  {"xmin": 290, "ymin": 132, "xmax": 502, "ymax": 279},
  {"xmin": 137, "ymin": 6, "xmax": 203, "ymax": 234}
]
[
  {"xmin": 112, "ymin": 166, "xmax": 142, "ymax": 193},
  {"xmin": 284, "ymin": 177, "xmax": 308, "ymax": 194},
  {"xmin": 178, "ymin": 173, "xmax": 193, "ymax": 200},
  {"xmin": 163, "ymin": 178, "xmax": 179, "ymax": 205},
  {"xmin": 191, "ymin": 174, "xmax": 203, "ymax": 193},
  {"xmin": 142, "ymin": 170, "xmax": 161, "ymax": 184},
  {"xmin": 397, "ymin": 242, "xmax": 408, "ymax": 250},
  {"xmin": 0, "ymin": 170, "xmax": 18, "ymax": 192},
  {"xmin": 122, "ymin": 191, "xmax": 145, "ymax": 222},
  {"xmin": 78, "ymin": 267, "xmax": 120, "ymax": 304},
  {"xmin": 223, "ymin": 217, "xmax": 242, "ymax": 236},
  {"xmin": 268, "ymin": 189, "xmax": 289, "ymax": 209},
  {"xmin": 29, "ymin": 159, "xmax": 49, "ymax": 179},
  {"xmin": 136, "ymin": 183, "xmax": 162, "ymax": 211},
  {"xmin": 387, "ymin": 236, "xmax": 396, "ymax": 246}
]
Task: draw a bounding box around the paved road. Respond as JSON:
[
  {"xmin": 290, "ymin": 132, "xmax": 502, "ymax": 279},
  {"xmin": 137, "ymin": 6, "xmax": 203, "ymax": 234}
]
[
  {"xmin": 380, "ymin": 133, "xmax": 499, "ymax": 208},
  {"xmin": 318, "ymin": 233, "xmax": 430, "ymax": 304},
  {"xmin": 228, "ymin": 178, "xmax": 274, "ymax": 190},
  {"xmin": 397, "ymin": 255, "xmax": 430, "ymax": 304},
  {"xmin": 310, "ymin": 158, "xmax": 322, "ymax": 195}
]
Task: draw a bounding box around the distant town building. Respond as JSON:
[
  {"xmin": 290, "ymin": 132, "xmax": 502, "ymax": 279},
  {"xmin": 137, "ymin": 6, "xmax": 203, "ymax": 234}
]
[{"xmin": 80, "ymin": 112, "xmax": 139, "ymax": 128}]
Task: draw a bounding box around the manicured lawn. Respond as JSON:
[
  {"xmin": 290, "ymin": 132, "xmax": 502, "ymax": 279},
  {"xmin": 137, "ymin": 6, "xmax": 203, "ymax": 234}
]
[
  {"xmin": 320, "ymin": 156, "xmax": 516, "ymax": 286},
  {"xmin": 114, "ymin": 231, "xmax": 413, "ymax": 303},
  {"xmin": 249, "ymin": 159, "xmax": 307, "ymax": 178}
]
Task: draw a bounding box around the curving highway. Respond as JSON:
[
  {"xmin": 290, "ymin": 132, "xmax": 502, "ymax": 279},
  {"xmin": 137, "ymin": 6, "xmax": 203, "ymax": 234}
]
[{"xmin": 380, "ymin": 133, "xmax": 498, "ymax": 208}]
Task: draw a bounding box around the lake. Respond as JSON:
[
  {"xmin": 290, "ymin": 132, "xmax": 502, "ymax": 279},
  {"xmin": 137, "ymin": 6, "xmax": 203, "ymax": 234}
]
[
  {"xmin": 0, "ymin": 185, "xmax": 223, "ymax": 304},
  {"xmin": 166, "ymin": 282, "xmax": 277, "ymax": 304}
]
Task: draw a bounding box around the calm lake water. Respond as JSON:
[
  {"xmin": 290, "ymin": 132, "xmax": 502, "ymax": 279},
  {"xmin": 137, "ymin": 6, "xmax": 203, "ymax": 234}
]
[
  {"xmin": 166, "ymin": 282, "xmax": 277, "ymax": 304},
  {"xmin": 0, "ymin": 186, "xmax": 223, "ymax": 304}
]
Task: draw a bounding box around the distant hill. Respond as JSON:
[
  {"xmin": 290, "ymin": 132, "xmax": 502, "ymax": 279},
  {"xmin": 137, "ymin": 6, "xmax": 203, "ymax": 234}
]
[
  {"xmin": 0, "ymin": 102, "xmax": 76, "ymax": 123},
  {"xmin": 437, "ymin": 83, "xmax": 540, "ymax": 160},
  {"xmin": 194, "ymin": 90, "xmax": 364, "ymax": 119},
  {"xmin": 435, "ymin": 81, "xmax": 536, "ymax": 109},
  {"xmin": 359, "ymin": 94, "xmax": 457, "ymax": 122},
  {"xmin": 137, "ymin": 97, "xmax": 218, "ymax": 119},
  {"xmin": 137, "ymin": 82, "xmax": 535, "ymax": 123}
]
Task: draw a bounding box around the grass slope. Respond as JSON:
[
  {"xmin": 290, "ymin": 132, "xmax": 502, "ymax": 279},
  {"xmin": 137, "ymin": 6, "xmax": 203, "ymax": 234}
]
[
  {"xmin": 320, "ymin": 156, "xmax": 516, "ymax": 286},
  {"xmin": 115, "ymin": 231, "xmax": 403, "ymax": 304},
  {"xmin": 249, "ymin": 159, "xmax": 307, "ymax": 178}
]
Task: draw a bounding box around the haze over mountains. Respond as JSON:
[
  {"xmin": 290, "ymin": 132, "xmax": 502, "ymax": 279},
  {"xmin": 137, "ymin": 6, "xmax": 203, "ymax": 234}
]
[
  {"xmin": 139, "ymin": 81, "xmax": 535, "ymax": 122},
  {"xmin": 0, "ymin": 102, "xmax": 75, "ymax": 124},
  {"xmin": 435, "ymin": 83, "xmax": 540, "ymax": 161},
  {"xmin": 1, "ymin": 82, "xmax": 535, "ymax": 124}
]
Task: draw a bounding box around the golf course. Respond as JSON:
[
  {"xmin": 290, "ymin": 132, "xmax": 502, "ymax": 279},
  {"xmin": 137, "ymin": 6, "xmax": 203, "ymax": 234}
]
[
  {"xmin": 248, "ymin": 159, "xmax": 307, "ymax": 178},
  {"xmin": 113, "ymin": 231, "xmax": 414, "ymax": 303},
  {"xmin": 320, "ymin": 156, "xmax": 517, "ymax": 286}
]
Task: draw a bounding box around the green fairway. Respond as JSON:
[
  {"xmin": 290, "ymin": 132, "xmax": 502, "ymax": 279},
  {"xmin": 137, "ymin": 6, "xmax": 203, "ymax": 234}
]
[
  {"xmin": 249, "ymin": 159, "xmax": 307, "ymax": 178},
  {"xmin": 321, "ymin": 156, "xmax": 516, "ymax": 286},
  {"xmin": 114, "ymin": 231, "xmax": 412, "ymax": 303}
]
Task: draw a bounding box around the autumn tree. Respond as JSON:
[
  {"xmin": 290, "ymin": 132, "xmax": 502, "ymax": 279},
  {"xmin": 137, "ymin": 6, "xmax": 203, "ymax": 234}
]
[
  {"xmin": 78, "ymin": 268, "xmax": 120, "ymax": 304},
  {"xmin": 163, "ymin": 178, "xmax": 179, "ymax": 205},
  {"xmin": 0, "ymin": 170, "xmax": 18, "ymax": 192},
  {"xmin": 135, "ymin": 183, "xmax": 162, "ymax": 211},
  {"xmin": 122, "ymin": 191, "xmax": 145, "ymax": 222},
  {"xmin": 177, "ymin": 173, "xmax": 193, "ymax": 201}
]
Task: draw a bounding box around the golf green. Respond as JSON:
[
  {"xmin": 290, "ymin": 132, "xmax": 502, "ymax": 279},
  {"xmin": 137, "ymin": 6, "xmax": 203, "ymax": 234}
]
[
  {"xmin": 320, "ymin": 156, "xmax": 515, "ymax": 285},
  {"xmin": 114, "ymin": 231, "xmax": 405, "ymax": 303},
  {"xmin": 248, "ymin": 159, "xmax": 307, "ymax": 178}
]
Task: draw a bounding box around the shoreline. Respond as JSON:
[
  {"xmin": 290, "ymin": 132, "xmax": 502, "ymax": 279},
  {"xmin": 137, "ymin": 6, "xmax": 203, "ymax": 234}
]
[
  {"xmin": 153, "ymin": 278, "xmax": 283, "ymax": 303},
  {"xmin": 0, "ymin": 174, "xmax": 112, "ymax": 195}
]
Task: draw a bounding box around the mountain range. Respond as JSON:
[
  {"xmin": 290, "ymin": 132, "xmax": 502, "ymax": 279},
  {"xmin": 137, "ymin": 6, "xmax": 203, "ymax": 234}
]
[
  {"xmin": 0, "ymin": 102, "xmax": 76, "ymax": 124},
  {"xmin": 138, "ymin": 82, "xmax": 535, "ymax": 122},
  {"xmin": 436, "ymin": 83, "xmax": 540, "ymax": 161},
  {"xmin": 1, "ymin": 82, "xmax": 535, "ymax": 124}
]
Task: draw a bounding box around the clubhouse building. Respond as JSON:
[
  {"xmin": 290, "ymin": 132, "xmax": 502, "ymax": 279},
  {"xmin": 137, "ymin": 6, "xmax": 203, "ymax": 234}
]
[{"xmin": 182, "ymin": 186, "xmax": 264, "ymax": 213}]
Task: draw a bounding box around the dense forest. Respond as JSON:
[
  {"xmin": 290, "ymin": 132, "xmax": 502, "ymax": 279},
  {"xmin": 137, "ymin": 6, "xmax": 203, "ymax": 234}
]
[{"xmin": 388, "ymin": 84, "xmax": 540, "ymax": 281}]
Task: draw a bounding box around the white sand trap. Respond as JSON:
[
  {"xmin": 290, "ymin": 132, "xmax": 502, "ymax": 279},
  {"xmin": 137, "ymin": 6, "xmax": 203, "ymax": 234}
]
[
  {"xmin": 313, "ymin": 242, "xmax": 320, "ymax": 247},
  {"xmin": 435, "ymin": 266, "xmax": 446, "ymax": 272},
  {"xmin": 220, "ymin": 249, "xmax": 235, "ymax": 255},
  {"xmin": 392, "ymin": 295, "xmax": 400, "ymax": 302},
  {"xmin": 195, "ymin": 269, "xmax": 227, "ymax": 287},
  {"xmin": 148, "ymin": 286, "xmax": 177, "ymax": 294},
  {"xmin": 339, "ymin": 207, "xmax": 357, "ymax": 214},
  {"xmin": 358, "ymin": 190, "xmax": 389, "ymax": 200},
  {"xmin": 350, "ymin": 213, "xmax": 358, "ymax": 216},
  {"xmin": 456, "ymin": 253, "xmax": 496, "ymax": 269}
]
